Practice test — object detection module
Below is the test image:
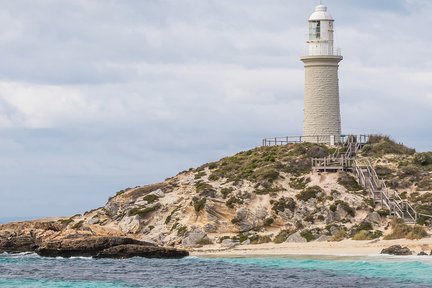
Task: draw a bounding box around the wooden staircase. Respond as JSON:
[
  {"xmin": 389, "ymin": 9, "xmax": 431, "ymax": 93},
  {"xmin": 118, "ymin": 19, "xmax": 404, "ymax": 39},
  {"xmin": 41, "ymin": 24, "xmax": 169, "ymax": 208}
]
[{"xmin": 353, "ymin": 159, "xmax": 417, "ymax": 223}]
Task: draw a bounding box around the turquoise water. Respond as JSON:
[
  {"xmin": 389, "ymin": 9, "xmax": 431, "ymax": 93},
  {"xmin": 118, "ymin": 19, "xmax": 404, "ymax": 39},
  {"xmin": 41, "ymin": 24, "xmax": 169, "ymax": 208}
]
[{"xmin": 1, "ymin": 253, "xmax": 431, "ymax": 287}]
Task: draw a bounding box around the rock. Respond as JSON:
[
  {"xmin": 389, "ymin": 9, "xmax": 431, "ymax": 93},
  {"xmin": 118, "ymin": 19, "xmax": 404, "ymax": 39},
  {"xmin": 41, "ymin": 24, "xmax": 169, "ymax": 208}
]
[
  {"xmin": 35, "ymin": 237, "xmax": 155, "ymax": 258},
  {"xmin": 418, "ymin": 251, "xmax": 428, "ymax": 256},
  {"xmin": 316, "ymin": 235, "xmax": 330, "ymax": 242},
  {"xmin": 87, "ymin": 217, "xmax": 100, "ymax": 225},
  {"xmin": 255, "ymin": 207, "xmax": 268, "ymax": 220},
  {"xmin": 336, "ymin": 204, "xmax": 348, "ymax": 219},
  {"xmin": 181, "ymin": 228, "xmax": 207, "ymax": 248},
  {"xmin": 94, "ymin": 244, "xmax": 188, "ymax": 259},
  {"xmin": 104, "ymin": 200, "xmax": 121, "ymax": 217},
  {"xmin": 0, "ymin": 233, "xmax": 38, "ymax": 253},
  {"xmin": 118, "ymin": 215, "xmax": 142, "ymax": 234},
  {"xmin": 286, "ymin": 231, "xmax": 307, "ymax": 243},
  {"xmin": 365, "ymin": 212, "xmax": 381, "ymax": 224},
  {"xmin": 241, "ymin": 239, "xmax": 251, "ymax": 245},
  {"xmin": 203, "ymin": 223, "xmax": 217, "ymax": 233},
  {"xmin": 149, "ymin": 189, "xmax": 165, "ymax": 198},
  {"xmin": 381, "ymin": 245, "xmax": 413, "ymax": 256},
  {"xmin": 221, "ymin": 239, "xmax": 239, "ymax": 248}
]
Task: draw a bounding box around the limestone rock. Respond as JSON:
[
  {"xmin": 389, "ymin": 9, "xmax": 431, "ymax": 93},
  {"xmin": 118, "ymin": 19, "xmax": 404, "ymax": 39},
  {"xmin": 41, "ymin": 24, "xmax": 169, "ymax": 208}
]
[
  {"xmin": 181, "ymin": 227, "xmax": 207, "ymax": 248},
  {"xmin": 286, "ymin": 231, "xmax": 307, "ymax": 243},
  {"xmin": 381, "ymin": 245, "xmax": 412, "ymax": 256},
  {"xmin": 149, "ymin": 189, "xmax": 165, "ymax": 198},
  {"xmin": 365, "ymin": 212, "xmax": 381, "ymax": 224},
  {"xmin": 221, "ymin": 239, "xmax": 240, "ymax": 248},
  {"xmin": 118, "ymin": 215, "xmax": 142, "ymax": 234},
  {"xmin": 87, "ymin": 217, "xmax": 100, "ymax": 225},
  {"xmin": 255, "ymin": 207, "xmax": 268, "ymax": 220},
  {"xmin": 203, "ymin": 223, "xmax": 217, "ymax": 233},
  {"xmin": 316, "ymin": 235, "xmax": 330, "ymax": 242},
  {"xmin": 418, "ymin": 251, "xmax": 428, "ymax": 256}
]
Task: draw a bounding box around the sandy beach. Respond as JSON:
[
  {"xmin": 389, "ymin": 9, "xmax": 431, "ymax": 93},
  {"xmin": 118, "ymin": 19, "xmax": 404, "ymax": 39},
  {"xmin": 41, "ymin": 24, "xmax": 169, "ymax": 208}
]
[{"xmin": 191, "ymin": 238, "xmax": 432, "ymax": 257}]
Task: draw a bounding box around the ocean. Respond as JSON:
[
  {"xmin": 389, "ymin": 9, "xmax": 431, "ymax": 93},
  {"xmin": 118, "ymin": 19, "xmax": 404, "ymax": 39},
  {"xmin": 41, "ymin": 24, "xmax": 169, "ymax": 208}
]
[{"xmin": 1, "ymin": 253, "xmax": 432, "ymax": 287}]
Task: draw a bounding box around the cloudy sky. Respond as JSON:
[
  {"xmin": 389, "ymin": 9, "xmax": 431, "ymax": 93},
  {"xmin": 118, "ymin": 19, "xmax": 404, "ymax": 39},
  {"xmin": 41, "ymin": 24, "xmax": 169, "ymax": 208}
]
[{"xmin": 0, "ymin": 0, "xmax": 431, "ymax": 220}]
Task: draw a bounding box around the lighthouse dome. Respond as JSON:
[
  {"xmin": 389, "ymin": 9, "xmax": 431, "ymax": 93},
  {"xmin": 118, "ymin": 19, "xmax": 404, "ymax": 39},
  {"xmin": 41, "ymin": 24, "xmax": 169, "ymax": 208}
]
[{"xmin": 309, "ymin": 4, "xmax": 333, "ymax": 21}]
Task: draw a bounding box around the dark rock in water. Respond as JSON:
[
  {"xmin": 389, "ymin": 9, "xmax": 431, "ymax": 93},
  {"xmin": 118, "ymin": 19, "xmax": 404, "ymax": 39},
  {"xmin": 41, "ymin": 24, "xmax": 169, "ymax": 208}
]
[
  {"xmin": 36, "ymin": 236, "xmax": 157, "ymax": 258},
  {"xmin": 381, "ymin": 245, "xmax": 412, "ymax": 256},
  {"xmin": 95, "ymin": 244, "xmax": 189, "ymax": 259},
  {"xmin": 0, "ymin": 233, "xmax": 38, "ymax": 253},
  {"xmin": 35, "ymin": 236, "xmax": 187, "ymax": 259},
  {"xmin": 417, "ymin": 251, "xmax": 428, "ymax": 256}
]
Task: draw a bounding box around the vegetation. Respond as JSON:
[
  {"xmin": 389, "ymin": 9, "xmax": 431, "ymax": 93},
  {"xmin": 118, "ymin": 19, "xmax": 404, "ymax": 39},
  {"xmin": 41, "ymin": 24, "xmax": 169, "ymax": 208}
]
[
  {"xmin": 338, "ymin": 172, "xmax": 362, "ymax": 191},
  {"xmin": 249, "ymin": 234, "xmax": 272, "ymax": 244},
  {"xmin": 300, "ymin": 230, "xmax": 316, "ymax": 242},
  {"xmin": 296, "ymin": 186, "xmax": 322, "ymax": 202},
  {"xmin": 362, "ymin": 135, "xmax": 415, "ymax": 156},
  {"xmin": 330, "ymin": 200, "xmax": 355, "ymax": 217},
  {"xmin": 143, "ymin": 194, "xmax": 159, "ymax": 204},
  {"xmin": 289, "ymin": 177, "xmax": 311, "ymax": 190},
  {"xmin": 273, "ymin": 230, "xmax": 290, "ymax": 244},
  {"xmin": 352, "ymin": 230, "xmax": 382, "ymax": 240},
  {"xmin": 226, "ymin": 196, "xmax": 244, "ymax": 209},
  {"xmin": 71, "ymin": 220, "xmax": 84, "ymax": 230},
  {"xmin": 221, "ymin": 187, "xmax": 234, "ymax": 199},
  {"xmin": 196, "ymin": 237, "xmax": 213, "ymax": 246},
  {"xmin": 331, "ymin": 229, "xmax": 347, "ymax": 242},
  {"xmin": 129, "ymin": 203, "xmax": 162, "ymax": 218},
  {"xmin": 384, "ymin": 219, "xmax": 428, "ymax": 240},
  {"xmin": 192, "ymin": 197, "xmax": 206, "ymax": 213},
  {"xmin": 271, "ymin": 197, "xmax": 296, "ymax": 213}
]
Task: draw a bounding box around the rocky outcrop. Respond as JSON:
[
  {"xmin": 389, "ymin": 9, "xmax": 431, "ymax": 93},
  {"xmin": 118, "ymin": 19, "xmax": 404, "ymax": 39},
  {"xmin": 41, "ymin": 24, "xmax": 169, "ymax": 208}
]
[
  {"xmin": 35, "ymin": 236, "xmax": 187, "ymax": 258},
  {"xmin": 95, "ymin": 244, "xmax": 188, "ymax": 259},
  {"xmin": 0, "ymin": 233, "xmax": 38, "ymax": 253},
  {"xmin": 286, "ymin": 231, "xmax": 307, "ymax": 243},
  {"xmin": 381, "ymin": 245, "xmax": 413, "ymax": 256}
]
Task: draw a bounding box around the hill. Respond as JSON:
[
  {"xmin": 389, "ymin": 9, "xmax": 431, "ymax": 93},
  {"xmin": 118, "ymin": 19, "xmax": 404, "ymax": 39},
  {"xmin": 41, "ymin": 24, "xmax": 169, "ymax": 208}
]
[{"xmin": 1, "ymin": 136, "xmax": 432, "ymax": 253}]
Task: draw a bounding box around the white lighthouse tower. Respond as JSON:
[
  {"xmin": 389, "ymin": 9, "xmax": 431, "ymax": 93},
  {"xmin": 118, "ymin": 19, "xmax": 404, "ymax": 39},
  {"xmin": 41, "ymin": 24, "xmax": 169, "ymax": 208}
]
[{"xmin": 301, "ymin": 4, "xmax": 342, "ymax": 144}]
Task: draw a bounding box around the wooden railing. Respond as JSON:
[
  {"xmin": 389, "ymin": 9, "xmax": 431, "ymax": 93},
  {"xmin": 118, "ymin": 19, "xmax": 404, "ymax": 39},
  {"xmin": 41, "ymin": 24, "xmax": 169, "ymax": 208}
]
[
  {"xmin": 353, "ymin": 159, "xmax": 418, "ymax": 223},
  {"xmin": 262, "ymin": 134, "xmax": 369, "ymax": 147}
]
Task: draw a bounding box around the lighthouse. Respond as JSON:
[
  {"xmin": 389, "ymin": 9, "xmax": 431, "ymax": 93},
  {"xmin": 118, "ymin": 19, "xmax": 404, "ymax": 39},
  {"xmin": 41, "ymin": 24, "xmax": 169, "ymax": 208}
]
[{"xmin": 301, "ymin": 4, "xmax": 342, "ymax": 144}]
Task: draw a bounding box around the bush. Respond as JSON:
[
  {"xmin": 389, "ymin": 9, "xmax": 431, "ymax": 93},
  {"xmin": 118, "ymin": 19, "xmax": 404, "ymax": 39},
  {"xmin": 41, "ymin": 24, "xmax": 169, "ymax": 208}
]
[
  {"xmin": 226, "ymin": 196, "xmax": 243, "ymax": 209},
  {"xmin": 338, "ymin": 172, "xmax": 362, "ymax": 191},
  {"xmin": 192, "ymin": 197, "xmax": 207, "ymax": 213},
  {"xmin": 406, "ymin": 226, "xmax": 428, "ymax": 240},
  {"xmin": 196, "ymin": 237, "xmax": 213, "ymax": 246},
  {"xmin": 331, "ymin": 229, "xmax": 347, "ymax": 242},
  {"xmin": 413, "ymin": 152, "xmax": 432, "ymax": 166},
  {"xmin": 143, "ymin": 194, "xmax": 159, "ymax": 204},
  {"xmin": 195, "ymin": 182, "xmax": 215, "ymax": 197},
  {"xmin": 273, "ymin": 230, "xmax": 290, "ymax": 244},
  {"xmin": 129, "ymin": 203, "xmax": 161, "ymax": 217},
  {"xmin": 334, "ymin": 200, "xmax": 356, "ymax": 217},
  {"xmin": 383, "ymin": 219, "xmax": 423, "ymax": 240},
  {"xmin": 271, "ymin": 197, "xmax": 296, "ymax": 213},
  {"xmin": 356, "ymin": 221, "xmax": 373, "ymax": 231},
  {"xmin": 296, "ymin": 186, "xmax": 322, "ymax": 202},
  {"xmin": 363, "ymin": 135, "xmax": 415, "ymax": 156},
  {"xmin": 352, "ymin": 230, "xmax": 382, "ymax": 240},
  {"xmin": 253, "ymin": 167, "xmax": 280, "ymax": 183},
  {"xmin": 300, "ymin": 230, "xmax": 316, "ymax": 242},
  {"xmin": 249, "ymin": 235, "xmax": 272, "ymax": 244},
  {"xmin": 264, "ymin": 217, "xmax": 274, "ymax": 226},
  {"xmin": 289, "ymin": 177, "xmax": 311, "ymax": 190},
  {"xmin": 221, "ymin": 187, "xmax": 234, "ymax": 199}
]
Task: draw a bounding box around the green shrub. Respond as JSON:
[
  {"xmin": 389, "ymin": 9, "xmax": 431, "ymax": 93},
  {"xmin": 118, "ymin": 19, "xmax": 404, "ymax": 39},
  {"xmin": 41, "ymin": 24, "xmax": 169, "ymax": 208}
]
[
  {"xmin": 226, "ymin": 196, "xmax": 243, "ymax": 209},
  {"xmin": 406, "ymin": 226, "xmax": 428, "ymax": 240},
  {"xmin": 177, "ymin": 225, "xmax": 188, "ymax": 237},
  {"xmin": 249, "ymin": 235, "xmax": 272, "ymax": 244},
  {"xmin": 208, "ymin": 174, "xmax": 219, "ymax": 181},
  {"xmin": 300, "ymin": 230, "xmax": 316, "ymax": 242},
  {"xmin": 253, "ymin": 167, "xmax": 280, "ymax": 183},
  {"xmin": 352, "ymin": 230, "xmax": 382, "ymax": 240},
  {"xmin": 334, "ymin": 200, "xmax": 356, "ymax": 217},
  {"xmin": 296, "ymin": 186, "xmax": 322, "ymax": 202},
  {"xmin": 195, "ymin": 182, "xmax": 214, "ymax": 196},
  {"xmin": 338, "ymin": 172, "xmax": 362, "ymax": 191},
  {"xmin": 143, "ymin": 194, "xmax": 159, "ymax": 204},
  {"xmin": 129, "ymin": 203, "xmax": 162, "ymax": 217},
  {"xmin": 356, "ymin": 221, "xmax": 373, "ymax": 231},
  {"xmin": 254, "ymin": 186, "xmax": 284, "ymax": 195},
  {"xmin": 363, "ymin": 135, "xmax": 415, "ymax": 156},
  {"xmin": 413, "ymin": 152, "xmax": 432, "ymax": 166},
  {"xmin": 384, "ymin": 219, "xmax": 413, "ymax": 240},
  {"xmin": 71, "ymin": 220, "xmax": 84, "ymax": 229},
  {"xmin": 196, "ymin": 237, "xmax": 213, "ymax": 246},
  {"xmin": 272, "ymin": 197, "xmax": 296, "ymax": 213},
  {"xmin": 221, "ymin": 187, "xmax": 234, "ymax": 199},
  {"xmin": 192, "ymin": 197, "xmax": 206, "ymax": 213},
  {"xmin": 289, "ymin": 177, "xmax": 311, "ymax": 190},
  {"xmin": 331, "ymin": 229, "xmax": 347, "ymax": 242},
  {"xmin": 273, "ymin": 230, "xmax": 290, "ymax": 244},
  {"xmin": 264, "ymin": 217, "xmax": 274, "ymax": 226},
  {"xmin": 194, "ymin": 171, "xmax": 206, "ymax": 180}
]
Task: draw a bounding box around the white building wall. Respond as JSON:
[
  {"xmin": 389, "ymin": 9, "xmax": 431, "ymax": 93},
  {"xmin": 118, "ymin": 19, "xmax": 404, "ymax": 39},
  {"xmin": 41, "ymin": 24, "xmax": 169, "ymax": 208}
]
[{"xmin": 301, "ymin": 56, "xmax": 342, "ymax": 142}]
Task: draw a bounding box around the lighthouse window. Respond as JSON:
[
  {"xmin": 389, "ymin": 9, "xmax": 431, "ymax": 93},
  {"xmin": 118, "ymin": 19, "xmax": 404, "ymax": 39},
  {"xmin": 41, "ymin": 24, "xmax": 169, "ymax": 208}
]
[{"xmin": 309, "ymin": 21, "xmax": 321, "ymax": 40}]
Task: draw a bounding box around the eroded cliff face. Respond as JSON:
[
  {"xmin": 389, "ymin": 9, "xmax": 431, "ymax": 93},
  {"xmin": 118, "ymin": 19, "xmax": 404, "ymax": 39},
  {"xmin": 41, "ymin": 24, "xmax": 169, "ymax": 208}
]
[{"xmin": 2, "ymin": 138, "xmax": 432, "ymax": 251}]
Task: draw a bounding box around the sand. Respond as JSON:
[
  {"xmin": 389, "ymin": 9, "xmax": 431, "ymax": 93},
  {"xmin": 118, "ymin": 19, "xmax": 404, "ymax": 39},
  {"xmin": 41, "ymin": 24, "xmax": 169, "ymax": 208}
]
[{"xmin": 191, "ymin": 238, "xmax": 432, "ymax": 257}]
